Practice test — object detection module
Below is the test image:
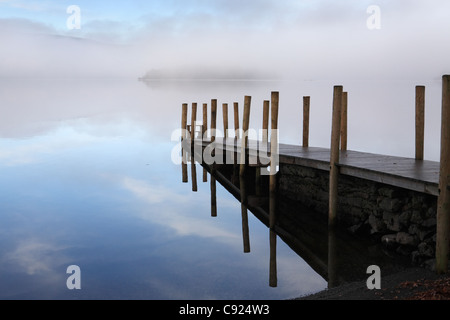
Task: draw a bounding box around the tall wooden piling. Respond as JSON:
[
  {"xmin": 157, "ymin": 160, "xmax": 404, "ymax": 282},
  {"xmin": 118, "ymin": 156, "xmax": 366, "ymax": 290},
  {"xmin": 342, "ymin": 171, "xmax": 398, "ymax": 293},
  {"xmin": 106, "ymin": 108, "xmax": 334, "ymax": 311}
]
[
  {"xmin": 211, "ymin": 99, "xmax": 217, "ymax": 143},
  {"xmin": 416, "ymin": 86, "xmax": 425, "ymax": 161},
  {"xmin": 436, "ymin": 76, "xmax": 450, "ymax": 274},
  {"xmin": 240, "ymin": 96, "xmax": 252, "ymax": 177},
  {"xmin": 329, "ymin": 86, "xmax": 343, "ymax": 228},
  {"xmin": 210, "ymin": 99, "xmax": 218, "ymax": 217},
  {"xmin": 270, "ymin": 92, "xmax": 279, "ymax": 229},
  {"xmin": 182, "ymin": 103, "xmax": 188, "ymax": 140},
  {"xmin": 263, "ymin": 100, "xmax": 270, "ymax": 144},
  {"xmin": 181, "ymin": 103, "xmax": 188, "ymax": 183},
  {"xmin": 303, "ymin": 97, "xmax": 310, "ymax": 147},
  {"xmin": 269, "ymin": 93, "xmax": 278, "ymax": 285},
  {"xmin": 223, "ymin": 103, "xmax": 229, "ymax": 138},
  {"xmin": 341, "ymin": 92, "xmax": 348, "ymax": 151},
  {"xmin": 203, "ymin": 103, "xmax": 208, "ymax": 140},
  {"xmin": 233, "ymin": 102, "xmax": 240, "ymax": 185},
  {"xmin": 191, "ymin": 103, "xmax": 197, "ymax": 145},
  {"xmin": 234, "ymin": 102, "xmax": 240, "ymax": 139},
  {"xmin": 203, "ymin": 103, "xmax": 208, "ymax": 182}
]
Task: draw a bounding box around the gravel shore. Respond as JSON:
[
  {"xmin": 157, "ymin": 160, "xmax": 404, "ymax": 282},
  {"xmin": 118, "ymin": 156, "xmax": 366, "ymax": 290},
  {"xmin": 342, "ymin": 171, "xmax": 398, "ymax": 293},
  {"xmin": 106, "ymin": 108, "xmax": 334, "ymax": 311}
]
[{"xmin": 297, "ymin": 266, "xmax": 450, "ymax": 300}]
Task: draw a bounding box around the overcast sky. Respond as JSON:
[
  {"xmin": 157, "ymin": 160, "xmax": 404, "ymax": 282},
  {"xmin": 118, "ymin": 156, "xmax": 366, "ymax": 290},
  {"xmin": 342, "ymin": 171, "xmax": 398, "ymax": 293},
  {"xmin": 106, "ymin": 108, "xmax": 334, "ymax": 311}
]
[{"xmin": 1, "ymin": 0, "xmax": 450, "ymax": 79}]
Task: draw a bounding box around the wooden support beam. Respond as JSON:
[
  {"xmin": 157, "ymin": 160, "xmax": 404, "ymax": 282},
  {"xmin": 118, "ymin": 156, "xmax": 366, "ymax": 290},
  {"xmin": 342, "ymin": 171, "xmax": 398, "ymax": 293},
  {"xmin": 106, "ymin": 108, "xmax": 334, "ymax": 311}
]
[
  {"xmin": 263, "ymin": 100, "xmax": 270, "ymax": 144},
  {"xmin": 329, "ymin": 86, "xmax": 343, "ymax": 228},
  {"xmin": 270, "ymin": 92, "xmax": 279, "ymax": 229},
  {"xmin": 303, "ymin": 96, "xmax": 310, "ymax": 147},
  {"xmin": 223, "ymin": 103, "xmax": 229, "ymax": 138},
  {"xmin": 203, "ymin": 103, "xmax": 208, "ymax": 182},
  {"xmin": 202, "ymin": 103, "xmax": 208, "ymax": 140},
  {"xmin": 341, "ymin": 92, "xmax": 348, "ymax": 151},
  {"xmin": 234, "ymin": 102, "xmax": 240, "ymax": 139},
  {"xmin": 210, "ymin": 99, "xmax": 218, "ymax": 216},
  {"xmin": 181, "ymin": 103, "xmax": 188, "ymax": 183},
  {"xmin": 240, "ymin": 96, "xmax": 251, "ymax": 177},
  {"xmin": 211, "ymin": 99, "xmax": 217, "ymax": 143},
  {"xmin": 182, "ymin": 103, "xmax": 188, "ymax": 140},
  {"xmin": 416, "ymin": 86, "xmax": 425, "ymax": 160},
  {"xmin": 191, "ymin": 103, "xmax": 197, "ymax": 145},
  {"xmin": 436, "ymin": 76, "xmax": 450, "ymax": 274}
]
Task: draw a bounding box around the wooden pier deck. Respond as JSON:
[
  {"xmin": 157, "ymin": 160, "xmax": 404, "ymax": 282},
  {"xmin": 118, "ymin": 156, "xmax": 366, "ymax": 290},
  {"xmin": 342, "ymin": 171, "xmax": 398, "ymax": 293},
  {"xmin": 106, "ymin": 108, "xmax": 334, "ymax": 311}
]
[
  {"xmin": 193, "ymin": 138, "xmax": 440, "ymax": 197},
  {"xmin": 279, "ymin": 144, "xmax": 440, "ymax": 197}
]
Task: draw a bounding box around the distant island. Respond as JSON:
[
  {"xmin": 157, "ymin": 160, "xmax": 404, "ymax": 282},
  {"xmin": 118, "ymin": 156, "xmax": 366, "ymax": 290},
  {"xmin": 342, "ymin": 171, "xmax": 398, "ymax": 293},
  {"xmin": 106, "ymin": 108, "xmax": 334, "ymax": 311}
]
[{"xmin": 138, "ymin": 68, "xmax": 279, "ymax": 81}]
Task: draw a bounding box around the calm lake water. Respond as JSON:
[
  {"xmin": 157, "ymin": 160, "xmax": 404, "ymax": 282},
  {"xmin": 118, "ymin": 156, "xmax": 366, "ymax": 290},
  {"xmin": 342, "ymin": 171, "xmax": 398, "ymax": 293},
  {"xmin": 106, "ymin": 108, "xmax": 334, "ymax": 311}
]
[{"xmin": 0, "ymin": 77, "xmax": 442, "ymax": 299}]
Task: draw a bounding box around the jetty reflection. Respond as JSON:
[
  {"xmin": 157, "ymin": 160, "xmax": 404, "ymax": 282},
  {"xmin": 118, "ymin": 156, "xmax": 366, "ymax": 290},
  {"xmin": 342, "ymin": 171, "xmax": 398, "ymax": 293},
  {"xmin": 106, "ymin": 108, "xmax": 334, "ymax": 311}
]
[{"xmin": 182, "ymin": 146, "xmax": 411, "ymax": 289}]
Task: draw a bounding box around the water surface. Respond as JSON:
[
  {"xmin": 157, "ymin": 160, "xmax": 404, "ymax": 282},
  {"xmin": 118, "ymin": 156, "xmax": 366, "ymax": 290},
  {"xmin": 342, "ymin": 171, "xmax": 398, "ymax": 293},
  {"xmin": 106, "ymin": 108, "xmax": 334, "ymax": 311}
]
[{"xmin": 0, "ymin": 77, "xmax": 441, "ymax": 299}]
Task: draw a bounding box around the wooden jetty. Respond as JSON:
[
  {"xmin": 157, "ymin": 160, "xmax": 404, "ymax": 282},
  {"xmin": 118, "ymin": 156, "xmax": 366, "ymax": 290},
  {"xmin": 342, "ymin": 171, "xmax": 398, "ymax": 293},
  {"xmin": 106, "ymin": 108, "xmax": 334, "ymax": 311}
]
[{"xmin": 180, "ymin": 75, "xmax": 450, "ymax": 275}]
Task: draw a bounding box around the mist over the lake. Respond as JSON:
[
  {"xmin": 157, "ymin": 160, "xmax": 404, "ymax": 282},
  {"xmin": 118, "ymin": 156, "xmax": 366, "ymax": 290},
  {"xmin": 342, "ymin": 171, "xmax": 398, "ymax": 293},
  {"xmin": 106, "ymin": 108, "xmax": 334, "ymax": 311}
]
[{"xmin": 1, "ymin": 0, "xmax": 449, "ymax": 81}]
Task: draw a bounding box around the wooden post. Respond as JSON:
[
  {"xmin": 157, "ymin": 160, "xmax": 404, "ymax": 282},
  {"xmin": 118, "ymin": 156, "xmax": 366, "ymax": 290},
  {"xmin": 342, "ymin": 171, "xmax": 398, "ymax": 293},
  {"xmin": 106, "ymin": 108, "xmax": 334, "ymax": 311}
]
[
  {"xmin": 270, "ymin": 92, "xmax": 279, "ymax": 229},
  {"xmin": 211, "ymin": 99, "xmax": 217, "ymax": 143},
  {"xmin": 232, "ymin": 102, "xmax": 240, "ymax": 185},
  {"xmin": 240, "ymin": 96, "xmax": 251, "ymax": 177},
  {"xmin": 416, "ymin": 86, "xmax": 425, "ymax": 160},
  {"xmin": 269, "ymin": 93, "xmax": 279, "ymax": 285},
  {"xmin": 210, "ymin": 99, "xmax": 218, "ymax": 217},
  {"xmin": 181, "ymin": 104, "xmax": 188, "ymax": 183},
  {"xmin": 329, "ymin": 86, "xmax": 343, "ymax": 228},
  {"xmin": 303, "ymin": 97, "xmax": 310, "ymax": 147},
  {"xmin": 263, "ymin": 100, "xmax": 270, "ymax": 144},
  {"xmin": 234, "ymin": 102, "xmax": 240, "ymax": 139},
  {"xmin": 182, "ymin": 103, "xmax": 188, "ymax": 140},
  {"xmin": 203, "ymin": 103, "xmax": 208, "ymax": 182},
  {"xmin": 203, "ymin": 103, "xmax": 208, "ymax": 140},
  {"xmin": 256, "ymin": 100, "xmax": 269, "ymax": 196},
  {"xmin": 223, "ymin": 103, "xmax": 229, "ymax": 138},
  {"xmin": 234, "ymin": 102, "xmax": 241, "ymax": 139},
  {"xmin": 436, "ymin": 76, "xmax": 450, "ymax": 274},
  {"xmin": 191, "ymin": 103, "xmax": 197, "ymax": 146},
  {"xmin": 341, "ymin": 92, "xmax": 348, "ymax": 151}
]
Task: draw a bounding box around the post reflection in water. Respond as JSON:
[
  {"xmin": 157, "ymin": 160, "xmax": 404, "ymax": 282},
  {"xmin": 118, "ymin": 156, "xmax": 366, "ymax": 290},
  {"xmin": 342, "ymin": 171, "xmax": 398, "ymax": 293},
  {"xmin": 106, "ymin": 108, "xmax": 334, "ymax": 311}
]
[
  {"xmin": 181, "ymin": 148, "xmax": 414, "ymax": 291},
  {"xmin": 327, "ymin": 226, "xmax": 338, "ymax": 289},
  {"xmin": 239, "ymin": 172, "xmax": 251, "ymax": 253},
  {"xmin": 191, "ymin": 154, "xmax": 198, "ymax": 193},
  {"xmin": 211, "ymin": 172, "xmax": 217, "ymax": 218},
  {"xmin": 269, "ymin": 230, "xmax": 277, "ymax": 288}
]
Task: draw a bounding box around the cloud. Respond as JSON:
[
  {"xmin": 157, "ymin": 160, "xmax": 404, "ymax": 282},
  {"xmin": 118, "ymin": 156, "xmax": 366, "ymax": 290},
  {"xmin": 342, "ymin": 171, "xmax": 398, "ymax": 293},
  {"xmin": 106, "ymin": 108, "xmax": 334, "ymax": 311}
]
[
  {"xmin": 4, "ymin": 238, "xmax": 69, "ymax": 275},
  {"xmin": 121, "ymin": 176, "xmax": 240, "ymax": 242},
  {"xmin": 0, "ymin": 126, "xmax": 103, "ymax": 166}
]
